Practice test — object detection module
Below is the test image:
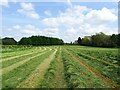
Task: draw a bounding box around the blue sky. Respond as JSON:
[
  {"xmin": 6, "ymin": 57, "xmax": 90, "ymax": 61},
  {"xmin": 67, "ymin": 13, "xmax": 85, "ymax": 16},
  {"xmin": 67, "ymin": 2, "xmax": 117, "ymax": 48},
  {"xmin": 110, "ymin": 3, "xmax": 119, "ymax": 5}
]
[{"xmin": 1, "ymin": 1, "xmax": 118, "ymax": 42}]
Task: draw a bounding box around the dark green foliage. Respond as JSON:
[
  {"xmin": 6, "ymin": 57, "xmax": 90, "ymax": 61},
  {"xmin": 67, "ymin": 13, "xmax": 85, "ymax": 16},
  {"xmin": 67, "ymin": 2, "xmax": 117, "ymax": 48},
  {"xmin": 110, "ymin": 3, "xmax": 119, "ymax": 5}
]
[
  {"xmin": 0, "ymin": 37, "xmax": 2, "ymax": 45},
  {"xmin": 91, "ymin": 32, "xmax": 111, "ymax": 47},
  {"xmin": 77, "ymin": 37, "xmax": 82, "ymax": 45},
  {"xmin": 110, "ymin": 34, "xmax": 120, "ymax": 47},
  {"xmin": 79, "ymin": 32, "xmax": 119, "ymax": 47},
  {"xmin": 2, "ymin": 37, "xmax": 17, "ymax": 45},
  {"xmin": 18, "ymin": 37, "xmax": 32, "ymax": 45},
  {"xmin": 18, "ymin": 36, "xmax": 64, "ymax": 46},
  {"xmin": 81, "ymin": 36, "xmax": 92, "ymax": 46}
]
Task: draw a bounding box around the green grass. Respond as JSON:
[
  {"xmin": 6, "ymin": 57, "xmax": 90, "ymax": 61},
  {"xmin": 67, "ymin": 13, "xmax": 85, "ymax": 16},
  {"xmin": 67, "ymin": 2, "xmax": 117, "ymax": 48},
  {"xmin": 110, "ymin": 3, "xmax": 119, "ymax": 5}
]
[
  {"xmin": 39, "ymin": 50, "xmax": 58, "ymax": 88},
  {"xmin": 66, "ymin": 46, "xmax": 120, "ymax": 85},
  {"xmin": 1, "ymin": 45, "xmax": 119, "ymax": 88},
  {"xmin": 2, "ymin": 50, "xmax": 53, "ymax": 88},
  {"xmin": 2, "ymin": 45, "xmax": 33, "ymax": 53},
  {"xmin": 61, "ymin": 48, "xmax": 109, "ymax": 88},
  {"xmin": 2, "ymin": 48, "xmax": 47, "ymax": 68},
  {"xmin": 2, "ymin": 47, "xmax": 43, "ymax": 59}
]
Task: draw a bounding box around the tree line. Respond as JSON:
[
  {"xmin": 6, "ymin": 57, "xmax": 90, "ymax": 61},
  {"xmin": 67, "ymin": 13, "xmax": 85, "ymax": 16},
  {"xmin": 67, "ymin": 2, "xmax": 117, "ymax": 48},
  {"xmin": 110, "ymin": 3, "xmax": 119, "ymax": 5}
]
[
  {"xmin": 1, "ymin": 36, "xmax": 64, "ymax": 45},
  {"xmin": 1, "ymin": 32, "xmax": 119, "ymax": 47},
  {"xmin": 77, "ymin": 32, "xmax": 120, "ymax": 47}
]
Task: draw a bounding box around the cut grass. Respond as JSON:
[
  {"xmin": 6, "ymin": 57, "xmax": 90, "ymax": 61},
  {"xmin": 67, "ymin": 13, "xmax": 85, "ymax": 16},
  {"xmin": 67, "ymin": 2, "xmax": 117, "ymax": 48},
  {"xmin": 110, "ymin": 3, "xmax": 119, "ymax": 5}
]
[
  {"xmin": 2, "ymin": 47, "xmax": 46, "ymax": 60},
  {"xmin": 17, "ymin": 49, "xmax": 57, "ymax": 88},
  {"xmin": 39, "ymin": 50, "xmax": 58, "ymax": 88},
  {"xmin": 53, "ymin": 47, "xmax": 68, "ymax": 88},
  {"xmin": 61, "ymin": 48, "xmax": 110, "ymax": 88},
  {"xmin": 66, "ymin": 48, "xmax": 120, "ymax": 85},
  {"xmin": 2, "ymin": 47, "xmax": 39, "ymax": 58},
  {"xmin": 2, "ymin": 49, "xmax": 54, "ymax": 89},
  {"xmin": 2, "ymin": 48, "xmax": 47, "ymax": 68},
  {"xmin": 1, "ymin": 50, "xmax": 49, "ymax": 76},
  {"xmin": 1, "ymin": 47, "xmax": 44, "ymax": 62},
  {"xmin": 2, "ymin": 45, "xmax": 119, "ymax": 88},
  {"xmin": 40, "ymin": 47, "xmax": 67, "ymax": 88}
]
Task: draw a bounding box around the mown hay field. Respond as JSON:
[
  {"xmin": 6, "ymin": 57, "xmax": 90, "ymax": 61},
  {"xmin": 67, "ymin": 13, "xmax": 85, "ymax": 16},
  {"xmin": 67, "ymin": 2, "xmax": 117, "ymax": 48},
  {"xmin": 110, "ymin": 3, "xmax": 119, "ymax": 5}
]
[{"xmin": 1, "ymin": 45, "xmax": 120, "ymax": 89}]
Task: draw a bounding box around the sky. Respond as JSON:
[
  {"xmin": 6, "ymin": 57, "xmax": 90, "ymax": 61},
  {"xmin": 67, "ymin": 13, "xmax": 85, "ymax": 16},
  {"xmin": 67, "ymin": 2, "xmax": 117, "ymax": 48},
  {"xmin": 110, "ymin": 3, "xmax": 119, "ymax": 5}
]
[{"xmin": 1, "ymin": 0, "xmax": 118, "ymax": 43}]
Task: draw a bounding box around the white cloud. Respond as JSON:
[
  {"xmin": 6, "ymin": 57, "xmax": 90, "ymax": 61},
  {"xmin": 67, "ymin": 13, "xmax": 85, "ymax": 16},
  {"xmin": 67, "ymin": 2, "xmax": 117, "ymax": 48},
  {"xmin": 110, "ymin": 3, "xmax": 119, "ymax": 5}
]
[
  {"xmin": 42, "ymin": 27, "xmax": 60, "ymax": 38},
  {"xmin": 44, "ymin": 10, "xmax": 52, "ymax": 16},
  {"xmin": 42, "ymin": 18, "xmax": 59, "ymax": 27},
  {"xmin": 0, "ymin": 0, "xmax": 8, "ymax": 6},
  {"xmin": 67, "ymin": 0, "xmax": 72, "ymax": 8},
  {"xmin": 20, "ymin": 3, "xmax": 34, "ymax": 11},
  {"xmin": 41, "ymin": 5, "xmax": 117, "ymax": 42},
  {"xmin": 63, "ymin": 28, "xmax": 79, "ymax": 42},
  {"xmin": 42, "ymin": 5, "xmax": 91, "ymax": 28},
  {"xmin": 4, "ymin": 24, "xmax": 41, "ymax": 39},
  {"xmin": 17, "ymin": 3, "xmax": 40, "ymax": 19},
  {"xmin": 21, "ymin": 24, "xmax": 41, "ymax": 35},
  {"xmin": 13, "ymin": 25, "xmax": 21, "ymax": 29},
  {"xmin": 86, "ymin": 7, "xmax": 117, "ymax": 25},
  {"xmin": 4, "ymin": 24, "xmax": 60, "ymax": 41},
  {"xmin": 11, "ymin": 0, "xmax": 18, "ymax": 3},
  {"xmin": 3, "ymin": 4, "xmax": 118, "ymax": 43},
  {"xmin": 44, "ymin": 28, "xmax": 58, "ymax": 34}
]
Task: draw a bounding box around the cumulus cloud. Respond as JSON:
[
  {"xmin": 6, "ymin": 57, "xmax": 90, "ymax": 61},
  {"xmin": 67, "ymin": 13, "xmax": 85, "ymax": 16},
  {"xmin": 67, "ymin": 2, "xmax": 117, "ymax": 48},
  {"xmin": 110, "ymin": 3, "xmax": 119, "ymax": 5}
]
[
  {"xmin": 17, "ymin": 3, "xmax": 40, "ymax": 19},
  {"xmin": 63, "ymin": 28, "xmax": 79, "ymax": 42},
  {"xmin": 44, "ymin": 28, "xmax": 58, "ymax": 34},
  {"xmin": 0, "ymin": 0, "xmax": 8, "ymax": 6},
  {"xmin": 42, "ymin": 5, "xmax": 91, "ymax": 28},
  {"xmin": 42, "ymin": 18, "xmax": 59, "ymax": 27},
  {"xmin": 86, "ymin": 7, "xmax": 117, "ymax": 25},
  {"xmin": 44, "ymin": 28, "xmax": 59, "ymax": 37},
  {"xmin": 3, "ymin": 3, "xmax": 117, "ymax": 43},
  {"xmin": 13, "ymin": 25, "xmax": 21, "ymax": 29},
  {"xmin": 20, "ymin": 24, "xmax": 41, "ymax": 35},
  {"xmin": 41, "ymin": 5, "xmax": 117, "ymax": 42},
  {"xmin": 44, "ymin": 10, "xmax": 52, "ymax": 16},
  {"xmin": 5, "ymin": 24, "xmax": 41, "ymax": 37},
  {"xmin": 67, "ymin": 0, "xmax": 72, "ymax": 8},
  {"xmin": 10, "ymin": 25, "xmax": 41, "ymax": 37},
  {"xmin": 3, "ymin": 24, "xmax": 60, "ymax": 41}
]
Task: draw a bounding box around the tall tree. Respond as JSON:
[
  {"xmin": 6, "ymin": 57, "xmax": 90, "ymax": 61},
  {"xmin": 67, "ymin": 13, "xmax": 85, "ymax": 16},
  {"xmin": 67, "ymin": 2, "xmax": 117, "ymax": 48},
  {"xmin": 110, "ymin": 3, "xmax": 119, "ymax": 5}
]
[
  {"xmin": 77, "ymin": 37, "xmax": 82, "ymax": 45},
  {"xmin": 81, "ymin": 36, "xmax": 91, "ymax": 46},
  {"xmin": 91, "ymin": 32, "xmax": 111, "ymax": 47}
]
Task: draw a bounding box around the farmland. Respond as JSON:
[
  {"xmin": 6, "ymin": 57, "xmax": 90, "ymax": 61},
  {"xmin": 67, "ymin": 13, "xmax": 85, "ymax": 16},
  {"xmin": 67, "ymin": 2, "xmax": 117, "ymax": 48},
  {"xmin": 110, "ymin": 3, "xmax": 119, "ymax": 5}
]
[{"xmin": 1, "ymin": 45, "xmax": 120, "ymax": 88}]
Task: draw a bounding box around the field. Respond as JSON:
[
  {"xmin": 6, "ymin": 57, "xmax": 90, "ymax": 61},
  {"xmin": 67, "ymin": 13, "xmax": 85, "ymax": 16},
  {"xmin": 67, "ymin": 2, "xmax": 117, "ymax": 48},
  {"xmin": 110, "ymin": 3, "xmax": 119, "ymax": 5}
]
[{"xmin": 1, "ymin": 45, "xmax": 120, "ymax": 88}]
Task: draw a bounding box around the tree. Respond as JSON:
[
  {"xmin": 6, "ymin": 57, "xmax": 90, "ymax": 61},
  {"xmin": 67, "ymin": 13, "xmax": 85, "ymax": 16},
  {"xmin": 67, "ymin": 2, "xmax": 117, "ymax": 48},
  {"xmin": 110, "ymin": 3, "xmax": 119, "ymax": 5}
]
[
  {"xmin": 91, "ymin": 32, "xmax": 111, "ymax": 47},
  {"xmin": 18, "ymin": 36, "xmax": 64, "ymax": 46},
  {"xmin": 18, "ymin": 37, "xmax": 32, "ymax": 45},
  {"xmin": 110, "ymin": 34, "xmax": 119, "ymax": 47},
  {"xmin": 81, "ymin": 36, "xmax": 91, "ymax": 46},
  {"xmin": 118, "ymin": 34, "xmax": 120, "ymax": 47},
  {"xmin": 77, "ymin": 32, "xmax": 119, "ymax": 48},
  {"xmin": 2, "ymin": 37, "xmax": 17, "ymax": 45},
  {"xmin": 77, "ymin": 37, "xmax": 82, "ymax": 45},
  {"xmin": 0, "ymin": 37, "xmax": 2, "ymax": 45}
]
